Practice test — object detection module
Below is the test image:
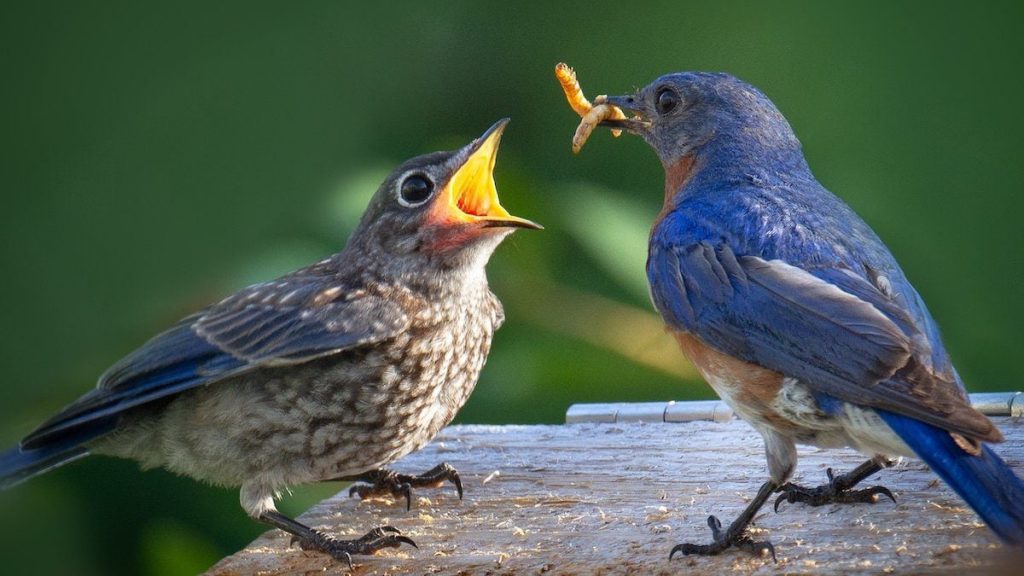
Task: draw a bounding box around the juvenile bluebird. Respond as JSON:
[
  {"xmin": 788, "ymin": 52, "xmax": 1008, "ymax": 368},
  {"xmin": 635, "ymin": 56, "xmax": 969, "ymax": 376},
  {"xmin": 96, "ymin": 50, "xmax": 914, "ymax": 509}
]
[
  {"xmin": 0, "ymin": 119, "xmax": 539, "ymax": 565},
  {"xmin": 588, "ymin": 74, "xmax": 1024, "ymax": 557}
]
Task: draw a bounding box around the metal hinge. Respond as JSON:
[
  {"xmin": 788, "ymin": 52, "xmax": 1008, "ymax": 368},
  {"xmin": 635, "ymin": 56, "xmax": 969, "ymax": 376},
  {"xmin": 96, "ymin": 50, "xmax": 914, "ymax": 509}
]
[{"xmin": 565, "ymin": 392, "xmax": 1024, "ymax": 424}]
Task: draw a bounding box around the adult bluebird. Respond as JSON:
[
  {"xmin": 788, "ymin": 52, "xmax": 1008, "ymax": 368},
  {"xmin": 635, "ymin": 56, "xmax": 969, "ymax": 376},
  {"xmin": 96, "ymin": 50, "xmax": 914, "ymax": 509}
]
[
  {"xmin": 589, "ymin": 73, "xmax": 1024, "ymax": 558},
  {"xmin": 0, "ymin": 119, "xmax": 540, "ymax": 565}
]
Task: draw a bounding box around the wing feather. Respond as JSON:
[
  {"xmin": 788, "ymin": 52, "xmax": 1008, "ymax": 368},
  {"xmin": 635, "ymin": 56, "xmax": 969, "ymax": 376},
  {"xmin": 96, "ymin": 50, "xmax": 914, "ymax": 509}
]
[
  {"xmin": 22, "ymin": 274, "xmax": 410, "ymax": 449},
  {"xmin": 648, "ymin": 241, "xmax": 998, "ymax": 441}
]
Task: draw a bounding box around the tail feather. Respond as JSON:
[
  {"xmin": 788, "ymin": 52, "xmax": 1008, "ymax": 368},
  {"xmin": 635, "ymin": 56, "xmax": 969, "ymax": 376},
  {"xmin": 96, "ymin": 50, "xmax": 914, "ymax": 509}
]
[
  {"xmin": 0, "ymin": 444, "xmax": 90, "ymax": 489},
  {"xmin": 1, "ymin": 420, "xmax": 114, "ymax": 489},
  {"xmin": 880, "ymin": 410, "xmax": 1024, "ymax": 545}
]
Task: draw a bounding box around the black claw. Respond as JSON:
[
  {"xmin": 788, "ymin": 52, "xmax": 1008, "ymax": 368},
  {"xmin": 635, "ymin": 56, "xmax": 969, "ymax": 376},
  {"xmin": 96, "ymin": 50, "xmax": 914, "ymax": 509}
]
[
  {"xmin": 342, "ymin": 552, "xmax": 354, "ymax": 571},
  {"xmin": 875, "ymin": 486, "xmax": 897, "ymax": 504},
  {"xmin": 669, "ymin": 481, "xmax": 780, "ymax": 562},
  {"xmin": 260, "ymin": 511, "xmax": 412, "ymax": 568},
  {"xmin": 774, "ymin": 459, "xmax": 897, "ymax": 513},
  {"xmin": 301, "ymin": 526, "xmax": 416, "ymax": 567},
  {"xmin": 451, "ymin": 470, "xmax": 465, "ymax": 500},
  {"xmin": 775, "ymin": 488, "xmax": 799, "ymax": 511},
  {"xmin": 347, "ymin": 462, "xmax": 463, "ymax": 510},
  {"xmin": 401, "ymin": 483, "xmax": 413, "ymax": 511},
  {"xmin": 669, "ymin": 513, "xmax": 776, "ymax": 562},
  {"xmin": 706, "ymin": 515, "xmax": 723, "ymax": 538},
  {"xmin": 774, "ymin": 479, "xmax": 897, "ymax": 511},
  {"xmin": 668, "ymin": 543, "xmax": 695, "ymax": 560},
  {"xmin": 395, "ymin": 535, "xmax": 418, "ymax": 549}
]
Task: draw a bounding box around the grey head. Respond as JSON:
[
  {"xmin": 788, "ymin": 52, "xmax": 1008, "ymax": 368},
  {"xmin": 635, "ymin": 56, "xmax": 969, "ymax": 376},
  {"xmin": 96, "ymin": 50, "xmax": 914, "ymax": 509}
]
[{"xmin": 342, "ymin": 119, "xmax": 540, "ymax": 276}]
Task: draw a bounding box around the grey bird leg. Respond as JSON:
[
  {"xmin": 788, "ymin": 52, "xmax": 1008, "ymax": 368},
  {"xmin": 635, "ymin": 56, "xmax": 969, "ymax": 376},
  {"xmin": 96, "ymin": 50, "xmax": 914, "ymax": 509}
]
[
  {"xmin": 670, "ymin": 480, "xmax": 778, "ymax": 562},
  {"xmin": 773, "ymin": 459, "xmax": 896, "ymax": 512},
  {"xmin": 341, "ymin": 462, "xmax": 464, "ymax": 511},
  {"xmin": 259, "ymin": 510, "xmax": 415, "ymax": 569}
]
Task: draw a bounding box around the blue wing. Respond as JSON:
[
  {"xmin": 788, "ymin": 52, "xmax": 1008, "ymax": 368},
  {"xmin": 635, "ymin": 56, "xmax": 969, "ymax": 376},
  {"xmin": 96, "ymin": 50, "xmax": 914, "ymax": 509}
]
[
  {"xmin": 20, "ymin": 272, "xmax": 410, "ymax": 451},
  {"xmin": 647, "ymin": 239, "xmax": 999, "ymax": 442}
]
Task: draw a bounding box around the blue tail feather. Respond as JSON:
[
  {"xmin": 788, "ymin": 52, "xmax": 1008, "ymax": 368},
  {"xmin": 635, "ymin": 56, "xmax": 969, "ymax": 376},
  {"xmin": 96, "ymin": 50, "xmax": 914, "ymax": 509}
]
[
  {"xmin": 1, "ymin": 420, "xmax": 114, "ymax": 489},
  {"xmin": 0, "ymin": 444, "xmax": 88, "ymax": 489},
  {"xmin": 879, "ymin": 409, "xmax": 1024, "ymax": 545}
]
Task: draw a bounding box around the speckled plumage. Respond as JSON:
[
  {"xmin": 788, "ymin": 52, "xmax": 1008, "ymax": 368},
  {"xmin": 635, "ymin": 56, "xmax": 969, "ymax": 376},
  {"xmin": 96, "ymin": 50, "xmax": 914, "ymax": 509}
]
[
  {"xmin": 0, "ymin": 119, "xmax": 538, "ymax": 562},
  {"xmin": 95, "ymin": 259, "xmax": 503, "ymax": 517}
]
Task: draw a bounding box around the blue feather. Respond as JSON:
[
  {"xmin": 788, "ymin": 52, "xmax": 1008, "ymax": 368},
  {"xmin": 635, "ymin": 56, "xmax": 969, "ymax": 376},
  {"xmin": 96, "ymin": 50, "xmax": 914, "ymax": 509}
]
[
  {"xmin": 626, "ymin": 70, "xmax": 1024, "ymax": 547},
  {"xmin": 0, "ymin": 418, "xmax": 113, "ymax": 489},
  {"xmin": 4, "ymin": 272, "xmax": 410, "ymax": 484},
  {"xmin": 879, "ymin": 410, "xmax": 1024, "ymax": 544}
]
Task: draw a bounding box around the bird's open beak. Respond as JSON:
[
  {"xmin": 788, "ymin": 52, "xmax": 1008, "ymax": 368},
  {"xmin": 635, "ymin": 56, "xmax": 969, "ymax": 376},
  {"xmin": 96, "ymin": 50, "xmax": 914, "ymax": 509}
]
[
  {"xmin": 440, "ymin": 119, "xmax": 542, "ymax": 230},
  {"xmin": 596, "ymin": 95, "xmax": 649, "ymax": 134}
]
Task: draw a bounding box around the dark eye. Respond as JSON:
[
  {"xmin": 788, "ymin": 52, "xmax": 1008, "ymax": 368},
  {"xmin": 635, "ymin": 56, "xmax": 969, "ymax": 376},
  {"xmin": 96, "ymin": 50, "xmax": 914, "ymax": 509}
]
[
  {"xmin": 655, "ymin": 87, "xmax": 680, "ymax": 115},
  {"xmin": 398, "ymin": 174, "xmax": 434, "ymax": 206}
]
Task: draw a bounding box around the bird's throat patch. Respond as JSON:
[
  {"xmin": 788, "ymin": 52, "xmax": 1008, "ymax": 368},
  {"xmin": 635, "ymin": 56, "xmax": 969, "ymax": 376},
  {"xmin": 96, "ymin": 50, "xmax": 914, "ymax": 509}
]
[
  {"xmin": 656, "ymin": 155, "xmax": 696, "ymax": 226},
  {"xmin": 664, "ymin": 154, "xmax": 696, "ymax": 199}
]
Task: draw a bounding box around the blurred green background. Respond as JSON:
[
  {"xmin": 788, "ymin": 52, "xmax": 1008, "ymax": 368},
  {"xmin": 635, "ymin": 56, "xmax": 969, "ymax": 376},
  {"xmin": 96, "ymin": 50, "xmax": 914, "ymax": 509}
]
[{"xmin": 1, "ymin": 1, "xmax": 1022, "ymax": 574}]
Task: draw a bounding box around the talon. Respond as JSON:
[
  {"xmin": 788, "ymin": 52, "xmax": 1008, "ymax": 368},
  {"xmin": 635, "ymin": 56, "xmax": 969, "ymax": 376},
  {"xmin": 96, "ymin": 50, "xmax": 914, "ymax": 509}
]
[
  {"xmin": 706, "ymin": 514, "xmax": 726, "ymax": 541},
  {"xmin": 261, "ymin": 511, "xmax": 412, "ymax": 566},
  {"xmin": 402, "ymin": 483, "xmax": 413, "ymax": 511},
  {"xmin": 347, "ymin": 464, "xmax": 463, "ymax": 510},
  {"xmin": 451, "ymin": 469, "xmax": 464, "ymax": 500},
  {"xmin": 854, "ymin": 485, "xmax": 896, "ymax": 504},
  {"xmin": 774, "ymin": 463, "xmax": 895, "ymax": 510},
  {"xmin": 773, "ymin": 492, "xmax": 789, "ymax": 513},
  {"xmin": 395, "ymin": 535, "xmax": 418, "ymax": 549},
  {"xmin": 670, "ymin": 512, "xmax": 776, "ymax": 561},
  {"xmin": 875, "ymin": 486, "xmax": 897, "ymax": 504}
]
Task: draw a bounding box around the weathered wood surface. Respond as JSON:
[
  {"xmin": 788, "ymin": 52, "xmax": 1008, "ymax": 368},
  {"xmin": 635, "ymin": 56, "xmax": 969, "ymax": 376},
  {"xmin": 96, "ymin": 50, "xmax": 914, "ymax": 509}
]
[{"xmin": 207, "ymin": 415, "xmax": 1023, "ymax": 575}]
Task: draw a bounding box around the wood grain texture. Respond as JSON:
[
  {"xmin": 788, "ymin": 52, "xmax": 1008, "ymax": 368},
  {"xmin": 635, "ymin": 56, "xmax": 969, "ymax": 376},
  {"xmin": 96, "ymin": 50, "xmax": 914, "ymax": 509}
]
[{"xmin": 207, "ymin": 416, "xmax": 1023, "ymax": 575}]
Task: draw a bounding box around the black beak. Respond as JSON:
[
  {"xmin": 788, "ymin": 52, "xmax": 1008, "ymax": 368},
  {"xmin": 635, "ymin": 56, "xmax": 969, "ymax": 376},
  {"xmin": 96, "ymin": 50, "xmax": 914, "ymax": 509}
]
[
  {"xmin": 597, "ymin": 95, "xmax": 648, "ymax": 133},
  {"xmin": 601, "ymin": 95, "xmax": 639, "ymax": 111}
]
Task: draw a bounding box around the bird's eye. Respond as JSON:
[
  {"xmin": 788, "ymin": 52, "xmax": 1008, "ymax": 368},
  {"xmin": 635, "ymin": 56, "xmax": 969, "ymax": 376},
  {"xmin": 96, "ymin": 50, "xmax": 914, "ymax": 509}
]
[
  {"xmin": 398, "ymin": 174, "xmax": 434, "ymax": 207},
  {"xmin": 655, "ymin": 87, "xmax": 680, "ymax": 115}
]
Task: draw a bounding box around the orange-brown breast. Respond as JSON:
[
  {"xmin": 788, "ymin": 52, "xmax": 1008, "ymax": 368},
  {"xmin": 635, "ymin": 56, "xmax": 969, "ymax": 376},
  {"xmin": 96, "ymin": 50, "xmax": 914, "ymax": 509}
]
[
  {"xmin": 673, "ymin": 332, "xmax": 797, "ymax": 431},
  {"xmin": 654, "ymin": 155, "xmax": 696, "ymax": 228}
]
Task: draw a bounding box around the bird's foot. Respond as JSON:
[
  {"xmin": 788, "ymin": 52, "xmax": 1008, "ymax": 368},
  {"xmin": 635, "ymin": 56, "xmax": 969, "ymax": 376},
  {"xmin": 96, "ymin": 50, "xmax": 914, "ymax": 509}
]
[
  {"xmin": 774, "ymin": 467, "xmax": 895, "ymax": 512},
  {"xmin": 294, "ymin": 526, "xmax": 416, "ymax": 569},
  {"xmin": 670, "ymin": 515, "xmax": 776, "ymax": 562},
  {"xmin": 349, "ymin": 463, "xmax": 463, "ymax": 511}
]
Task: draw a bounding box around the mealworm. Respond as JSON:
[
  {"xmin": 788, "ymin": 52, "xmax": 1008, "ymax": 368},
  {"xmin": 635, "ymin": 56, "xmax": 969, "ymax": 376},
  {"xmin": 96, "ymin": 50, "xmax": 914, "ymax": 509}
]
[
  {"xmin": 555, "ymin": 62, "xmax": 625, "ymax": 152},
  {"xmin": 555, "ymin": 62, "xmax": 592, "ymax": 117},
  {"xmin": 572, "ymin": 104, "xmax": 623, "ymax": 154}
]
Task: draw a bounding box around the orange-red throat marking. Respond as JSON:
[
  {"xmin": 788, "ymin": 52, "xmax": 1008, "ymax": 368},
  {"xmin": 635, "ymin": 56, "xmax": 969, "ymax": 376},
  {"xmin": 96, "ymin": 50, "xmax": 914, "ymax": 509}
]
[{"xmin": 655, "ymin": 154, "xmax": 696, "ymax": 228}]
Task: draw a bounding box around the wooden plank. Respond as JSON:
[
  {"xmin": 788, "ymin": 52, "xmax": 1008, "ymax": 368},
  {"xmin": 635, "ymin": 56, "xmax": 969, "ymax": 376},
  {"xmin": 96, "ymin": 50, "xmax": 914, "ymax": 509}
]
[{"xmin": 206, "ymin": 413, "xmax": 1024, "ymax": 575}]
